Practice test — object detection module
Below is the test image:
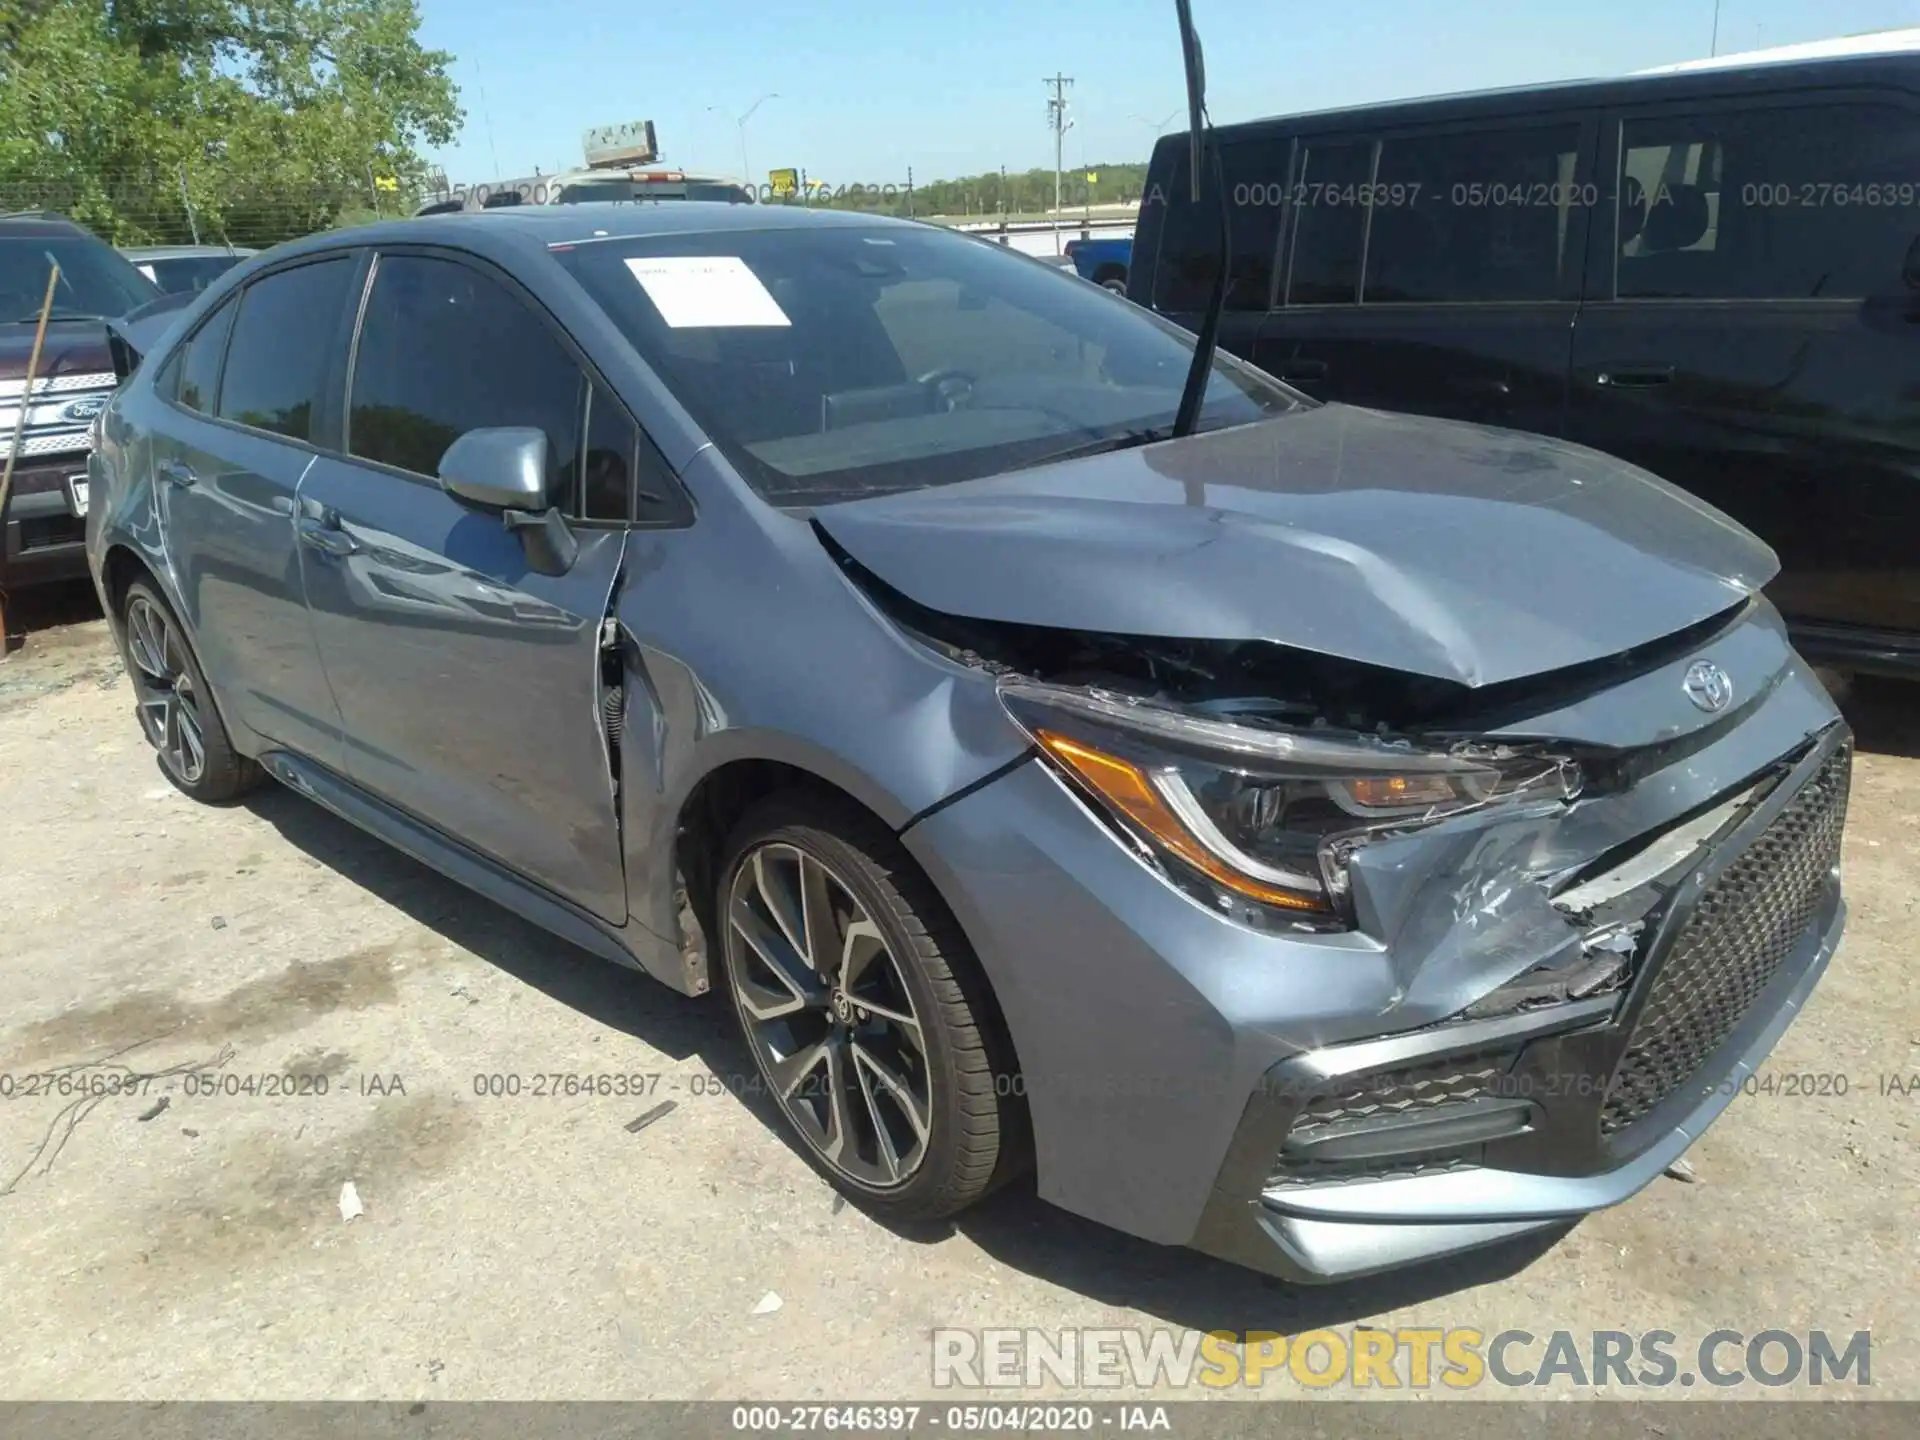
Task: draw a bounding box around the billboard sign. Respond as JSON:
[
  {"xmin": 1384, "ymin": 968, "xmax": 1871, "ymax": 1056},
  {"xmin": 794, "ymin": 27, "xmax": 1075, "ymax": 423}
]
[
  {"xmin": 768, "ymin": 167, "xmax": 800, "ymax": 197},
  {"xmin": 582, "ymin": 120, "xmax": 659, "ymax": 169}
]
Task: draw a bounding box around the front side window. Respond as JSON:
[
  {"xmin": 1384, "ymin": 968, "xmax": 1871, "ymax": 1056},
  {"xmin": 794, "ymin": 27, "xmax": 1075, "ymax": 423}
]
[
  {"xmin": 1613, "ymin": 103, "xmax": 1919, "ymax": 299},
  {"xmin": 1150, "ymin": 135, "xmax": 1288, "ymax": 313},
  {"xmin": 1367, "ymin": 124, "xmax": 1582, "ymax": 302},
  {"xmin": 348, "ymin": 254, "xmax": 584, "ymax": 504},
  {"xmin": 216, "ymin": 257, "xmax": 354, "ymax": 441},
  {"xmin": 558, "ymin": 222, "xmax": 1304, "ymax": 504}
]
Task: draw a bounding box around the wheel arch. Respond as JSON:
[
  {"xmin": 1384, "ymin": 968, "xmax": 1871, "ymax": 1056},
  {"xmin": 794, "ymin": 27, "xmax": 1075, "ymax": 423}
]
[{"xmin": 668, "ymin": 752, "xmax": 1031, "ymax": 1167}]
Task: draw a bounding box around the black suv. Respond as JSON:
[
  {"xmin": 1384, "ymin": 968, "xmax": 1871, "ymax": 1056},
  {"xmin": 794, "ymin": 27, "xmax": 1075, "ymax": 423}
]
[
  {"xmin": 1131, "ymin": 43, "xmax": 1920, "ymax": 683},
  {"xmin": 1, "ymin": 213, "xmax": 159, "ymax": 590}
]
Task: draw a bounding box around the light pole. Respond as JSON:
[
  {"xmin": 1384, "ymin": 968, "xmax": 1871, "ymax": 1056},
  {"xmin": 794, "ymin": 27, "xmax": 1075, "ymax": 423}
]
[{"xmin": 737, "ymin": 92, "xmax": 778, "ymax": 192}]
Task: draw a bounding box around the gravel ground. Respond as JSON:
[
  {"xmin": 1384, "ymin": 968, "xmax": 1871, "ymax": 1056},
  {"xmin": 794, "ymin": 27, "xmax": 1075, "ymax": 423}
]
[{"xmin": 0, "ymin": 580, "xmax": 1914, "ymax": 1402}]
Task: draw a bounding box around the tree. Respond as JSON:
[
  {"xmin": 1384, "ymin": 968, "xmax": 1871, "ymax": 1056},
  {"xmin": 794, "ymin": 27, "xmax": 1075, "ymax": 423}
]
[{"xmin": 0, "ymin": 0, "xmax": 461, "ymax": 244}]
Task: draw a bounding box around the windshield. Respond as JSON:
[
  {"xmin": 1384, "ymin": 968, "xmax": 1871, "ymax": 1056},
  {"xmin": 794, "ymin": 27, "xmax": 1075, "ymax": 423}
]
[
  {"xmin": 557, "ymin": 223, "xmax": 1306, "ymax": 502},
  {"xmin": 0, "ymin": 234, "xmax": 159, "ymax": 321}
]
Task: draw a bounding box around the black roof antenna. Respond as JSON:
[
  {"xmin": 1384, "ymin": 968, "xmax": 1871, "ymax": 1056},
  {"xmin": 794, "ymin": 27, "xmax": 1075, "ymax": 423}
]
[{"xmin": 1170, "ymin": 0, "xmax": 1230, "ymax": 439}]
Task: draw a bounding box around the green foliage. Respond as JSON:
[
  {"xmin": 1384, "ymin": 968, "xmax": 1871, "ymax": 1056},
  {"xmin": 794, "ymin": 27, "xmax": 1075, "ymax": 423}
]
[
  {"xmin": 0, "ymin": 0, "xmax": 462, "ymax": 245},
  {"xmin": 775, "ymin": 163, "xmax": 1150, "ymax": 219}
]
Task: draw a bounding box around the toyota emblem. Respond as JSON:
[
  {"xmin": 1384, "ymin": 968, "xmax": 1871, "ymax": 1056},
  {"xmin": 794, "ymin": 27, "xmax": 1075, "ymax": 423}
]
[{"xmin": 1683, "ymin": 659, "xmax": 1733, "ymax": 713}]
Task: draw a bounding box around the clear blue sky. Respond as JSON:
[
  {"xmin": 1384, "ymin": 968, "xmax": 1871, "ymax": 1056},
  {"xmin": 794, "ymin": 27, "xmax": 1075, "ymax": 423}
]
[{"xmin": 417, "ymin": 0, "xmax": 1920, "ymax": 184}]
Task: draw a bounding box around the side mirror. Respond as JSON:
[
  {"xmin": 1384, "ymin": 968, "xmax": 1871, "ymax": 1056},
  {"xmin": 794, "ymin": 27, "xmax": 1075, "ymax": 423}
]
[
  {"xmin": 437, "ymin": 426, "xmax": 577, "ymax": 576},
  {"xmin": 438, "ymin": 426, "xmax": 548, "ymax": 510}
]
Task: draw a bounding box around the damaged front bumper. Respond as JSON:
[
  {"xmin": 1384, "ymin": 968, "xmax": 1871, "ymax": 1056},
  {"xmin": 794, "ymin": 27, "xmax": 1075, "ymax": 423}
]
[{"xmin": 900, "ymin": 605, "xmax": 1850, "ymax": 1283}]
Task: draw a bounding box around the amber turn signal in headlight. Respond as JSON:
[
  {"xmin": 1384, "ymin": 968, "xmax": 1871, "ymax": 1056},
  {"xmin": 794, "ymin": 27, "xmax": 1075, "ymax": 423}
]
[{"xmin": 1035, "ymin": 730, "xmax": 1333, "ymax": 914}]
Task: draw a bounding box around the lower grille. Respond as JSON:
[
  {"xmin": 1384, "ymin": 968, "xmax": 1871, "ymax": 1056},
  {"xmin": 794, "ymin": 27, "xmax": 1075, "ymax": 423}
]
[
  {"xmin": 1600, "ymin": 743, "xmax": 1850, "ymax": 1135},
  {"xmin": 1268, "ymin": 1049, "xmax": 1518, "ymax": 1188}
]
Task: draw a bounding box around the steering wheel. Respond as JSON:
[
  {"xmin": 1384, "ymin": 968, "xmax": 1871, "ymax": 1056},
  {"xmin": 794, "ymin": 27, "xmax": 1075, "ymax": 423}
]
[{"xmin": 916, "ymin": 368, "xmax": 978, "ymax": 412}]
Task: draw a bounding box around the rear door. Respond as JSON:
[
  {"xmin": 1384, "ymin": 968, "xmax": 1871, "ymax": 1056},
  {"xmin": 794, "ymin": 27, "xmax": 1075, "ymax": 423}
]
[
  {"xmin": 151, "ymin": 254, "xmax": 358, "ymax": 767},
  {"xmin": 1566, "ymin": 90, "xmax": 1920, "ymax": 646},
  {"xmin": 1254, "ymin": 113, "xmax": 1596, "ymax": 438},
  {"xmin": 295, "ymin": 248, "xmax": 635, "ymax": 923}
]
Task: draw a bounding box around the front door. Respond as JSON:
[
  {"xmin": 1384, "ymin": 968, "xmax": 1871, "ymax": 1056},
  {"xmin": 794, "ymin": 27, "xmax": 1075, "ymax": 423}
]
[
  {"xmin": 296, "ymin": 249, "xmax": 629, "ymax": 924},
  {"xmin": 1565, "ymin": 92, "xmax": 1920, "ymax": 643}
]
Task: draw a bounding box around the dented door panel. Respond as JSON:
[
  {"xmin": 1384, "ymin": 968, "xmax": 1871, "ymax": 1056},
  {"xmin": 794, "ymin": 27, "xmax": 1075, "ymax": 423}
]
[{"xmin": 295, "ymin": 452, "xmax": 629, "ymax": 924}]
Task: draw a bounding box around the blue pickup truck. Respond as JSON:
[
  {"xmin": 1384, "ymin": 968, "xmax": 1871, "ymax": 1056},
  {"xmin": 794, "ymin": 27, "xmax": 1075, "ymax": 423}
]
[{"xmin": 1063, "ymin": 235, "xmax": 1132, "ymax": 291}]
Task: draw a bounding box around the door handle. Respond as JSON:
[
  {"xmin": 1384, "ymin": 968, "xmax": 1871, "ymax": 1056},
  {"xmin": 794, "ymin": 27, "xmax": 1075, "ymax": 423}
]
[
  {"xmin": 156, "ymin": 459, "xmax": 197, "ymax": 489},
  {"xmin": 296, "ymin": 512, "xmax": 360, "ymax": 558},
  {"xmin": 1277, "ymin": 358, "xmax": 1328, "ymax": 381},
  {"xmin": 1593, "ymin": 365, "xmax": 1675, "ymax": 389}
]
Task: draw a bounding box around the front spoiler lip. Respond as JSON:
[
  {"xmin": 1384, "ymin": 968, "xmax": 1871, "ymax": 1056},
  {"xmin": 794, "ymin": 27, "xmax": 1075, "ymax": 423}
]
[{"xmin": 1254, "ymin": 888, "xmax": 1843, "ymax": 1279}]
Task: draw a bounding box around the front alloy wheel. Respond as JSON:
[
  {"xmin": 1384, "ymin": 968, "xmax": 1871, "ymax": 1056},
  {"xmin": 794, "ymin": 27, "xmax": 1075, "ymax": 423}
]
[
  {"xmin": 726, "ymin": 842, "xmax": 933, "ymax": 1188},
  {"xmin": 716, "ymin": 793, "xmax": 1019, "ymax": 1219}
]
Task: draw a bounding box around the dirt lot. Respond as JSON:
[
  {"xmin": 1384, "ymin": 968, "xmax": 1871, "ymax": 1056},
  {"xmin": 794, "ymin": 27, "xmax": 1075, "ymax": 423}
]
[{"xmin": 0, "ymin": 580, "xmax": 1914, "ymax": 1402}]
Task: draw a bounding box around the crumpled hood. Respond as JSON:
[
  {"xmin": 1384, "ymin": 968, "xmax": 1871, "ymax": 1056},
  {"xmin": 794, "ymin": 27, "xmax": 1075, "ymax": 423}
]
[{"xmin": 814, "ymin": 404, "xmax": 1777, "ymax": 688}]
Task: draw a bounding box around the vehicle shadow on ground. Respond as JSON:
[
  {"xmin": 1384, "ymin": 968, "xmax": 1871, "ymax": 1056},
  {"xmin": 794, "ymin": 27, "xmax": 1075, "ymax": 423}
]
[
  {"xmin": 248, "ymin": 780, "xmax": 1566, "ymax": 1330},
  {"xmin": 0, "ymin": 578, "xmax": 103, "ymax": 652},
  {"xmin": 919, "ymin": 1195, "xmax": 1569, "ymax": 1334},
  {"xmin": 1839, "ymin": 675, "xmax": 1920, "ymax": 760}
]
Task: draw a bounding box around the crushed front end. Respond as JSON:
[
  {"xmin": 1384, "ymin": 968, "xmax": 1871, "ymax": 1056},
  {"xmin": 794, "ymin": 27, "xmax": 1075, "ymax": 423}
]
[{"xmin": 895, "ymin": 593, "xmax": 1849, "ymax": 1283}]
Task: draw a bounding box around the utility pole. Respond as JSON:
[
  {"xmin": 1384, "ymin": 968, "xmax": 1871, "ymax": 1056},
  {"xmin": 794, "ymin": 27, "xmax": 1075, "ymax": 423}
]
[{"xmin": 1044, "ymin": 72, "xmax": 1074, "ymax": 254}]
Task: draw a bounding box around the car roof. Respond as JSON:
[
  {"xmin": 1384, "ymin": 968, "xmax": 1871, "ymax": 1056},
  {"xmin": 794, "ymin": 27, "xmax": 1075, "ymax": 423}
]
[
  {"xmin": 256, "ymin": 203, "xmax": 941, "ymax": 269},
  {"xmin": 0, "ymin": 214, "xmax": 95, "ymax": 238},
  {"xmin": 120, "ymin": 244, "xmax": 256, "ymax": 260},
  {"xmin": 1192, "ymin": 41, "xmax": 1920, "ymax": 140}
]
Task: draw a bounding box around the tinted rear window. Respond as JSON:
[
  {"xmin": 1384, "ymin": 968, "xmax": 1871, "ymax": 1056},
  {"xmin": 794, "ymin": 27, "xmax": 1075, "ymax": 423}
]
[
  {"xmin": 1612, "ymin": 102, "xmax": 1920, "ymax": 300},
  {"xmin": 216, "ymin": 258, "xmax": 354, "ymax": 441},
  {"xmin": 1366, "ymin": 123, "xmax": 1583, "ymax": 302}
]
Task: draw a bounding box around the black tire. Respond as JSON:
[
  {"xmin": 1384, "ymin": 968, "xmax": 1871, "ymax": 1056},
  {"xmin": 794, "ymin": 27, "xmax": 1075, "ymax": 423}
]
[
  {"xmin": 118, "ymin": 578, "xmax": 263, "ymax": 803},
  {"xmin": 715, "ymin": 789, "xmax": 1021, "ymax": 1220}
]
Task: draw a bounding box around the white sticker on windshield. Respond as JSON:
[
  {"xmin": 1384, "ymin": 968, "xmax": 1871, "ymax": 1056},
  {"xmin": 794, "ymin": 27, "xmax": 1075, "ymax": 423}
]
[{"xmin": 624, "ymin": 255, "xmax": 790, "ymax": 328}]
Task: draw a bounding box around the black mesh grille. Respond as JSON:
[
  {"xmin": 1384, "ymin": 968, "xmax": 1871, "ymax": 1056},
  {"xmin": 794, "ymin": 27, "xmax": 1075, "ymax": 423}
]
[
  {"xmin": 1600, "ymin": 743, "xmax": 1850, "ymax": 1136},
  {"xmin": 1267, "ymin": 1050, "xmax": 1517, "ymax": 1188}
]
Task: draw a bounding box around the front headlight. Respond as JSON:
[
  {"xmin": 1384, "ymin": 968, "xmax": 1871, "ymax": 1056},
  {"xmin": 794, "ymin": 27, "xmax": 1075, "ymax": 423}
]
[{"xmin": 999, "ymin": 679, "xmax": 1581, "ymax": 930}]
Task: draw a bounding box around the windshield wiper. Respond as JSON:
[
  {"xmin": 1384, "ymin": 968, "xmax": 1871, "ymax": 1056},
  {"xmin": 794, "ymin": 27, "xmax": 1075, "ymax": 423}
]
[
  {"xmin": 1170, "ymin": 0, "xmax": 1227, "ymax": 440},
  {"xmin": 1009, "ymin": 426, "xmax": 1171, "ymax": 471}
]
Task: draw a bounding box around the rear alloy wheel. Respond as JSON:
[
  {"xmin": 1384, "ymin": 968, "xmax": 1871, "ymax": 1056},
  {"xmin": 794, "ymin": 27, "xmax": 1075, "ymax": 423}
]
[
  {"xmin": 718, "ymin": 794, "xmax": 1015, "ymax": 1218},
  {"xmin": 120, "ymin": 580, "xmax": 261, "ymax": 803}
]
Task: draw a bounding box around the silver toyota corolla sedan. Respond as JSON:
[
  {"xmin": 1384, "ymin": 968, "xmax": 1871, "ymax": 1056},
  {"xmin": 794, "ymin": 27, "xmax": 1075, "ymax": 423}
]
[{"xmin": 86, "ymin": 204, "xmax": 1849, "ymax": 1284}]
